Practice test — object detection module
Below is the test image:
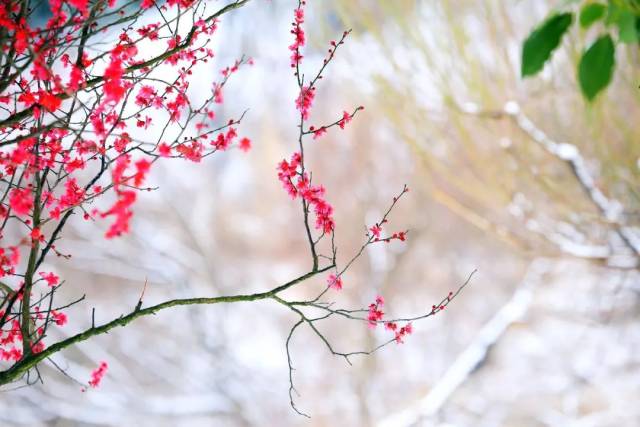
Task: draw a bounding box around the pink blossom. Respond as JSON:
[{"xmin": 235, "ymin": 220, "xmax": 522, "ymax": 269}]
[
  {"xmin": 295, "ymin": 86, "xmax": 315, "ymax": 120},
  {"xmin": 88, "ymin": 361, "xmax": 108, "ymax": 388},
  {"xmin": 327, "ymin": 274, "xmax": 343, "ymax": 290}
]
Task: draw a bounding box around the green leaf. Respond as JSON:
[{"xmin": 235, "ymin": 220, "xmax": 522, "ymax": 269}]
[
  {"xmin": 521, "ymin": 12, "xmax": 574, "ymax": 77},
  {"xmin": 617, "ymin": 10, "xmax": 639, "ymax": 43},
  {"xmin": 580, "ymin": 3, "xmax": 606, "ymax": 28},
  {"xmin": 578, "ymin": 34, "xmax": 615, "ymax": 100},
  {"xmin": 605, "ymin": 1, "xmax": 622, "ymax": 25}
]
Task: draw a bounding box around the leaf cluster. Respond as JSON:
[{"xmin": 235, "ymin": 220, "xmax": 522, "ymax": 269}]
[{"xmin": 522, "ymin": 0, "xmax": 639, "ymax": 100}]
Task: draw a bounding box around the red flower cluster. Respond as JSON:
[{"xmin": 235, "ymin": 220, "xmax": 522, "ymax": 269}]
[
  {"xmin": 0, "ymin": 296, "xmax": 69, "ymax": 361},
  {"xmin": 88, "ymin": 361, "xmax": 108, "ymax": 388},
  {"xmin": 368, "ymin": 296, "xmax": 414, "ymax": 343},
  {"xmin": 327, "ymin": 273, "xmax": 343, "ymax": 290},
  {"xmin": 338, "ymin": 111, "xmax": 353, "ymax": 129},
  {"xmin": 135, "ymin": 85, "xmax": 161, "ymax": 108},
  {"xmin": 277, "ymin": 152, "xmax": 303, "ymax": 199},
  {"xmin": 239, "ymin": 137, "xmax": 252, "ymax": 152},
  {"xmin": 289, "ymin": 4, "xmax": 306, "ymax": 67},
  {"xmin": 368, "ymin": 217, "xmax": 408, "ymax": 243},
  {"xmin": 101, "ymin": 155, "xmax": 151, "ymax": 238},
  {"xmin": 213, "ymin": 127, "xmax": 238, "ymax": 151},
  {"xmin": 295, "ymin": 86, "xmax": 315, "ymax": 121},
  {"xmin": 103, "ymin": 57, "xmax": 126, "ymax": 105},
  {"xmin": 8, "ymin": 188, "xmax": 33, "ymax": 217},
  {"xmin": 277, "ymin": 153, "xmax": 335, "ymax": 233},
  {"xmin": 51, "ymin": 310, "xmax": 68, "ymax": 326},
  {"xmin": 312, "ymin": 127, "xmax": 327, "ymax": 140},
  {"xmin": 39, "ymin": 272, "xmax": 59, "ymax": 287},
  {"xmin": 384, "ymin": 322, "xmax": 413, "ymax": 344},
  {"xmin": 0, "ymin": 319, "xmax": 22, "ymax": 361},
  {"xmin": 367, "ymin": 295, "xmax": 385, "ymax": 328}
]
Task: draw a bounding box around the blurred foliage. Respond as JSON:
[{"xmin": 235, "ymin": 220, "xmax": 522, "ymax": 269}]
[{"xmin": 324, "ymin": 0, "xmax": 640, "ymax": 261}]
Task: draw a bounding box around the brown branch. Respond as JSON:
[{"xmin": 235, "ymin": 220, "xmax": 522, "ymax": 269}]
[{"xmin": 0, "ymin": 264, "xmax": 332, "ymax": 386}]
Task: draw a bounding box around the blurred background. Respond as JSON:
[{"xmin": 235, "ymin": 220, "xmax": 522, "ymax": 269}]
[{"xmin": 2, "ymin": 0, "xmax": 640, "ymax": 426}]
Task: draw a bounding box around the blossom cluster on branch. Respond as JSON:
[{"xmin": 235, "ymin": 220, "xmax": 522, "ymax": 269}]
[
  {"xmin": 0, "ymin": 0, "xmax": 472, "ymax": 414},
  {"xmin": 0, "ymin": 0, "xmax": 252, "ymax": 386}
]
